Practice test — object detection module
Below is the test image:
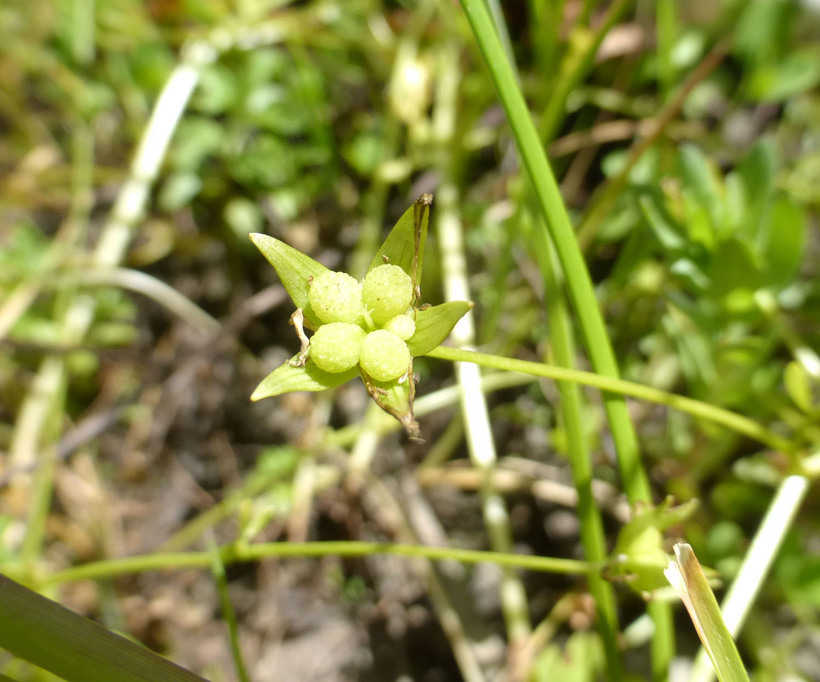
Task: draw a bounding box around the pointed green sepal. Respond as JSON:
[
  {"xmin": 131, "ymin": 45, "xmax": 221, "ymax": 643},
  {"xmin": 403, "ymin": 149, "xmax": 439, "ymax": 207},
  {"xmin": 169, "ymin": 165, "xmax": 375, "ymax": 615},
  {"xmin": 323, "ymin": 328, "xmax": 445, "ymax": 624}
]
[
  {"xmin": 249, "ymin": 233, "xmax": 329, "ymax": 326},
  {"xmin": 407, "ymin": 301, "xmax": 473, "ymax": 356},
  {"xmin": 251, "ymin": 356, "xmax": 359, "ymax": 401},
  {"xmin": 361, "ymin": 363, "xmax": 421, "ymax": 441},
  {"xmin": 368, "ymin": 194, "xmax": 432, "ymax": 298}
]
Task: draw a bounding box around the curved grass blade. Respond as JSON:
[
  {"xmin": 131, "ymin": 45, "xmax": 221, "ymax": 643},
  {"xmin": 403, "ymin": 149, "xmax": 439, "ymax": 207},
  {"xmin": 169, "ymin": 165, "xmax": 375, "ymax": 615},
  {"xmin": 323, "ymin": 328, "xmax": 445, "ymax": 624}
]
[
  {"xmin": 0, "ymin": 573, "xmax": 206, "ymax": 682},
  {"xmin": 665, "ymin": 543, "xmax": 749, "ymax": 682}
]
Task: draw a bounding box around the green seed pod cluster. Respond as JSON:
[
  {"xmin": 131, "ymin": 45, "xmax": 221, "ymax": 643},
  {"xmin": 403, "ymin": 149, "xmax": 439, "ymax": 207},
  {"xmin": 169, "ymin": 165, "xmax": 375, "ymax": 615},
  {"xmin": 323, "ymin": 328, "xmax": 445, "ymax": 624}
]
[
  {"xmin": 359, "ymin": 329, "xmax": 411, "ymax": 382},
  {"xmin": 309, "ymin": 322, "xmax": 366, "ymax": 373},
  {"xmin": 307, "ymin": 265, "xmax": 416, "ymax": 381},
  {"xmin": 362, "ymin": 264, "xmax": 413, "ymax": 325},
  {"xmin": 309, "ymin": 271, "xmax": 363, "ymax": 324}
]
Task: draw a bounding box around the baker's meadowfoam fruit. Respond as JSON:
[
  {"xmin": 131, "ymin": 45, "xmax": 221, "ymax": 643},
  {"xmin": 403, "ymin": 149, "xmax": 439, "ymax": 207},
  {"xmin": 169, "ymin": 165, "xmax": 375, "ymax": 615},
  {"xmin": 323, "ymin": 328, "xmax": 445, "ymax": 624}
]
[
  {"xmin": 361, "ymin": 264, "xmax": 413, "ymax": 325},
  {"xmin": 309, "ymin": 322, "xmax": 365, "ymax": 373},
  {"xmin": 359, "ymin": 329, "xmax": 411, "ymax": 381},
  {"xmin": 381, "ymin": 313, "xmax": 415, "ymax": 341},
  {"xmin": 308, "ymin": 271, "xmax": 363, "ymax": 324}
]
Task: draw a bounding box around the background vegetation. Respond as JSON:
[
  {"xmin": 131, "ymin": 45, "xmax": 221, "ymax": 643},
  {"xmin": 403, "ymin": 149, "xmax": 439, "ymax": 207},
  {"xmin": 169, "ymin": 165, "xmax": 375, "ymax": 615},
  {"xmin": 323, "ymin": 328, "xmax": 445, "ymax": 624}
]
[{"xmin": 0, "ymin": 0, "xmax": 818, "ymax": 680}]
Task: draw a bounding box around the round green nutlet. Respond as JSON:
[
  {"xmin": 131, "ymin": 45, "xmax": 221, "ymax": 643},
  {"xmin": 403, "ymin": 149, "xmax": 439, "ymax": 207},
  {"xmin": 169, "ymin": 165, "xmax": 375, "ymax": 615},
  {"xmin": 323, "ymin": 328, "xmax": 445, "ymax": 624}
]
[
  {"xmin": 382, "ymin": 313, "xmax": 416, "ymax": 341},
  {"xmin": 361, "ymin": 264, "xmax": 413, "ymax": 325},
  {"xmin": 309, "ymin": 271, "xmax": 363, "ymax": 324},
  {"xmin": 309, "ymin": 322, "xmax": 365, "ymax": 373},
  {"xmin": 359, "ymin": 329, "xmax": 411, "ymax": 382}
]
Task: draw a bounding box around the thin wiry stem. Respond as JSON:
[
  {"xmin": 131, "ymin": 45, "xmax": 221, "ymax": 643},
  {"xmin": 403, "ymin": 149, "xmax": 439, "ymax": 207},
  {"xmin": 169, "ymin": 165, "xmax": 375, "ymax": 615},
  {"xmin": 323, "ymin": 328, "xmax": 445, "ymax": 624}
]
[
  {"xmin": 424, "ymin": 345, "xmax": 793, "ymax": 454},
  {"xmin": 44, "ymin": 542, "xmax": 596, "ymax": 586},
  {"xmin": 688, "ymin": 475, "xmax": 810, "ymax": 682}
]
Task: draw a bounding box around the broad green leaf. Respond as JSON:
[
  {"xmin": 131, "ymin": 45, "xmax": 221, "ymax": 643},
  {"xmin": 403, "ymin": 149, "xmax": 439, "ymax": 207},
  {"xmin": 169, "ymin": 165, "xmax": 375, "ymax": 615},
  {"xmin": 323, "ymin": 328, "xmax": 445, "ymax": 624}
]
[
  {"xmin": 159, "ymin": 173, "xmax": 202, "ymax": 212},
  {"xmin": 724, "ymin": 173, "xmax": 747, "ymax": 236},
  {"xmin": 707, "ymin": 238, "xmax": 765, "ymax": 299},
  {"xmin": 249, "ymin": 233, "xmax": 329, "ymax": 325},
  {"xmin": 251, "ymin": 356, "xmax": 358, "ymax": 400},
  {"xmin": 726, "ymin": 141, "xmax": 775, "ymax": 250},
  {"xmin": 784, "ymin": 360, "xmax": 812, "ymax": 413},
  {"xmin": 776, "ymin": 547, "xmax": 820, "ymax": 609},
  {"xmin": 225, "ymin": 197, "xmax": 263, "ymax": 237},
  {"xmin": 638, "ymin": 192, "xmax": 686, "ymax": 253},
  {"xmin": 669, "ymin": 258, "xmax": 710, "ymax": 292},
  {"xmin": 682, "ymin": 189, "xmax": 716, "ymax": 252},
  {"xmin": 764, "ymin": 197, "xmax": 806, "ymax": 287},
  {"xmin": 172, "ymin": 117, "xmax": 224, "ymax": 170},
  {"xmin": 407, "ymin": 301, "xmax": 473, "ymax": 357},
  {"xmin": 679, "ymin": 145, "xmax": 724, "ymax": 241},
  {"xmin": 665, "ymin": 543, "xmax": 749, "ymax": 682},
  {"xmin": 733, "ymin": 0, "xmax": 791, "ymax": 67},
  {"xmin": 533, "ymin": 631, "xmax": 603, "ymax": 681},
  {"xmin": 734, "ymin": 140, "xmax": 775, "ymax": 248},
  {"xmin": 746, "ymin": 51, "xmax": 820, "ymax": 103},
  {"xmin": 664, "ymin": 302, "xmax": 717, "ymax": 394},
  {"xmin": 368, "ymin": 194, "xmax": 432, "ymax": 294}
]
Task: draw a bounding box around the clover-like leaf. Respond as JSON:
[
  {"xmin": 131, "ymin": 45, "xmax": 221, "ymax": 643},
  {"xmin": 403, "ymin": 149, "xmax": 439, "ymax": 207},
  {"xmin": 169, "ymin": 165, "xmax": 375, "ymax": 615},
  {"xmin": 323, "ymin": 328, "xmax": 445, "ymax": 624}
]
[
  {"xmin": 249, "ymin": 234, "xmax": 329, "ymax": 326},
  {"xmin": 251, "ymin": 355, "xmax": 360, "ymax": 401},
  {"xmin": 407, "ymin": 301, "xmax": 473, "ymax": 356},
  {"xmin": 368, "ymin": 194, "xmax": 432, "ymax": 298}
]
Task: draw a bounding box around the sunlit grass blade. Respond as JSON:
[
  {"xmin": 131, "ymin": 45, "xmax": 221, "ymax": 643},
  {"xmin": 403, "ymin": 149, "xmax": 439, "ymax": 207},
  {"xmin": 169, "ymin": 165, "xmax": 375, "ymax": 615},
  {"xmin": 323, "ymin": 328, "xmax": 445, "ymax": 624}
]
[{"xmin": 665, "ymin": 543, "xmax": 749, "ymax": 682}]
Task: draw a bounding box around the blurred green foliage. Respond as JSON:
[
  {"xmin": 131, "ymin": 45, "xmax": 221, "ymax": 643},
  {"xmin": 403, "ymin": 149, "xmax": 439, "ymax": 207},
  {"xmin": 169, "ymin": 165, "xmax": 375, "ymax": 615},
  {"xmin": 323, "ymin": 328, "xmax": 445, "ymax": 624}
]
[{"xmin": 0, "ymin": 0, "xmax": 819, "ymax": 679}]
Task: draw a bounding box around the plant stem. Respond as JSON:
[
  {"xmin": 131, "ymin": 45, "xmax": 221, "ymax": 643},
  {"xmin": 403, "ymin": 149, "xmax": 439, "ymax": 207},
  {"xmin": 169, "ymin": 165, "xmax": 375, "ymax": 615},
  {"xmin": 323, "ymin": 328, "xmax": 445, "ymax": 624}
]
[
  {"xmin": 160, "ymin": 449, "xmax": 301, "ymax": 552},
  {"xmin": 44, "ymin": 542, "xmax": 596, "ymax": 586},
  {"xmin": 208, "ymin": 538, "xmax": 251, "ymax": 682},
  {"xmin": 656, "ymin": 0, "xmax": 677, "ymax": 101},
  {"xmin": 56, "ymin": 267, "xmax": 220, "ymax": 334},
  {"xmin": 458, "ymin": 0, "xmax": 651, "ymax": 503},
  {"xmin": 532, "ymin": 218, "xmax": 623, "ymax": 678},
  {"xmin": 424, "ymin": 346, "xmax": 793, "ymax": 454},
  {"xmin": 14, "ymin": 123, "xmax": 95, "ymax": 568},
  {"xmin": 9, "ymin": 38, "xmax": 215, "ymax": 571},
  {"xmin": 466, "ymin": 0, "xmax": 672, "ymax": 665},
  {"xmin": 356, "ymin": 464, "xmax": 486, "ymax": 682}
]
